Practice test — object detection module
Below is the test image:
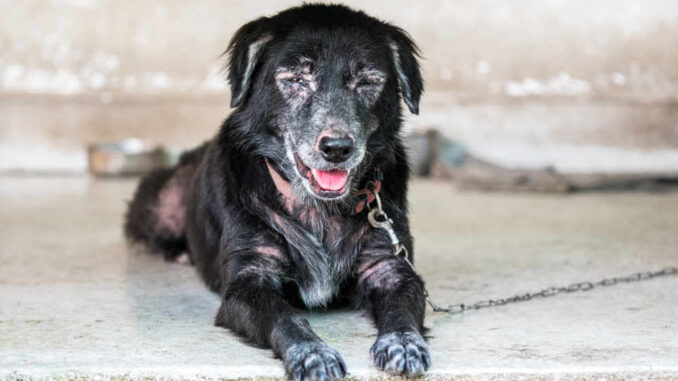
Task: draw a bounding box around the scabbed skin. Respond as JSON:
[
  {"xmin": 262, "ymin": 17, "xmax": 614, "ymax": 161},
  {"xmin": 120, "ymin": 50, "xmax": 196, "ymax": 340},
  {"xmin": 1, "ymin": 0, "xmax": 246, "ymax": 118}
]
[{"xmin": 124, "ymin": 4, "xmax": 429, "ymax": 380}]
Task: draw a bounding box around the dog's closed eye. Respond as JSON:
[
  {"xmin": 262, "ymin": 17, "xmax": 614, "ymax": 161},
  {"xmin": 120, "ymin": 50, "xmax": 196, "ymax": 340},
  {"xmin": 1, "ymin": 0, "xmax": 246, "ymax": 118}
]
[
  {"xmin": 276, "ymin": 70, "xmax": 318, "ymax": 96},
  {"xmin": 350, "ymin": 69, "xmax": 386, "ymax": 105},
  {"xmin": 285, "ymin": 77, "xmax": 306, "ymax": 84},
  {"xmin": 353, "ymin": 75, "xmax": 384, "ymax": 89}
]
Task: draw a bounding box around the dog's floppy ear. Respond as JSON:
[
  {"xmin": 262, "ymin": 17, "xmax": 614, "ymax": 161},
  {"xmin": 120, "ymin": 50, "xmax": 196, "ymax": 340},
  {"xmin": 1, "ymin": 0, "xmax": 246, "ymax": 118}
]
[
  {"xmin": 226, "ymin": 17, "xmax": 273, "ymax": 108},
  {"xmin": 388, "ymin": 28, "xmax": 423, "ymax": 115}
]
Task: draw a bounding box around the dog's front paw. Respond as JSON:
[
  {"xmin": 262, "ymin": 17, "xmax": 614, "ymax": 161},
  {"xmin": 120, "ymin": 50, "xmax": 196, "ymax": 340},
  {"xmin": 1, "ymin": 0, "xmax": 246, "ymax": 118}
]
[
  {"xmin": 284, "ymin": 341, "xmax": 347, "ymax": 381},
  {"xmin": 370, "ymin": 331, "xmax": 431, "ymax": 377}
]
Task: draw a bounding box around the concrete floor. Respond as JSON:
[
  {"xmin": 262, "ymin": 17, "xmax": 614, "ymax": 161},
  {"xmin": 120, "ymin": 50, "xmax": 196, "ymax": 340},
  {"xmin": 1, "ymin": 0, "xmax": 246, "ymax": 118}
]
[{"xmin": 0, "ymin": 176, "xmax": 677, "ymax": 380}]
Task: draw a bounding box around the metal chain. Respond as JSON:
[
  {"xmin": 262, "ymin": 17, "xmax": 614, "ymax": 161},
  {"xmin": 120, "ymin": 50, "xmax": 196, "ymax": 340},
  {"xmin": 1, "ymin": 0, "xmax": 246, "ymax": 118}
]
[
  {"xmin": 424, "ymin": 266, "xmax": 678, "ymax": 314},
  {"xmin": 363, "ymin": 177, "xmax": 678, "ymax": 316}
]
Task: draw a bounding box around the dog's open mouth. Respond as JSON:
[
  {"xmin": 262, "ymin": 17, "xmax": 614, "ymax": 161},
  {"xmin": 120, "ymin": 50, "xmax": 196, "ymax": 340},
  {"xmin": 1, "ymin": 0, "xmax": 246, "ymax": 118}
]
[{"xmin": 294, "ymin": 153, "xmax": 350, "ymax": 198}]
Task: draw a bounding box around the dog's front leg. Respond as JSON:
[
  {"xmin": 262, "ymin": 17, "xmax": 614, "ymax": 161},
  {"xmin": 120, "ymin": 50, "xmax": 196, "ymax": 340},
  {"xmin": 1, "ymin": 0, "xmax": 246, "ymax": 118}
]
[
  {"xmin": 356, "ymin": 248, "xmax": 431, "ymax": 377},
  {"xmin": 216, "ymin": 271, "xmax": 347, "ymax": 380}
]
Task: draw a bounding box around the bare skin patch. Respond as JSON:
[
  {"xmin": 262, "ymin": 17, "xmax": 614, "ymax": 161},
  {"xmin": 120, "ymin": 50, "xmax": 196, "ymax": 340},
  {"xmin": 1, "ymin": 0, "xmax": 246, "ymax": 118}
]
[
  {"xmin": 266, "ymin": 159, "xmax": 297, "ymax": 213},
  {"xmin": 358, "ymin": 257, "xmax": 402, "ymax": 290},
  {"xmin": 275, "ymin": 64, "xmax": 318, "ymax": 100},
  {"xmin": 255, "ymin": 245, "xmax": 284, "ymax": 260},
  {"xmin": 155, "ymin": 178, "xmax": 186, "ymax": 236}
]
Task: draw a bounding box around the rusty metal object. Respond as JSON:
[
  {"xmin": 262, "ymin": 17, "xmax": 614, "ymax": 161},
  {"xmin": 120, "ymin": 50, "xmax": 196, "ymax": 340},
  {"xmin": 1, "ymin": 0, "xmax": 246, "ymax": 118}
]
[{"xmin": 88, "ymin": 139, "xmax": 168, "ymax": 176}]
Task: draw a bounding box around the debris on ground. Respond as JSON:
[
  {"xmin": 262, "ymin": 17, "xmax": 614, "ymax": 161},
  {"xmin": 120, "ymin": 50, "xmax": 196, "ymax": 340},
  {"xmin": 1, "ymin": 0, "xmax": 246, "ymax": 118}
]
[{"xmin": 407, "ymin": 129, "xmax": 678, "ymax": 193}]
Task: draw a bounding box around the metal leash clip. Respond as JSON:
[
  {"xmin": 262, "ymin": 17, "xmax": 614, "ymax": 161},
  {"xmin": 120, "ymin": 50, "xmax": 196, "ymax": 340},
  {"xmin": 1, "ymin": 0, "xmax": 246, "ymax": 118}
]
[
  {"xmin": 366, "ymin": 184, "xmax": 410, "ymax": 260},
  {"xmin": 365, "ymin": 182, "xmax": 445, "ymax": 311}
]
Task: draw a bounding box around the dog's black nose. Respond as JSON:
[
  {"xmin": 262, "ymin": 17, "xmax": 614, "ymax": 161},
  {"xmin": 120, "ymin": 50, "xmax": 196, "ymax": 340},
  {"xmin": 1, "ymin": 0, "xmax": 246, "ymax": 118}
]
[{"xmin": 318, "ymin": 136, "xmax": 354, "ymax": 163}]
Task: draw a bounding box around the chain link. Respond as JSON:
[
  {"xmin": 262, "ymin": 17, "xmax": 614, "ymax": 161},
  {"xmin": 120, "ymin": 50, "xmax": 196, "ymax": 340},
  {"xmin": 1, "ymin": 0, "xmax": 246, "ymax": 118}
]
[{"xmin": 425, "ymin": 266, "xmax": 678, "ymax": 314}]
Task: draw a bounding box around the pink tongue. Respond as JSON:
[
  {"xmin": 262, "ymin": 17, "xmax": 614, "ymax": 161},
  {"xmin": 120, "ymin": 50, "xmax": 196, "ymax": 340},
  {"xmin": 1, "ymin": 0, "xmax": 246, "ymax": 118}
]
[{"xmin": 311, "ymin": 169, "xmax": 349, "ymax": 191}]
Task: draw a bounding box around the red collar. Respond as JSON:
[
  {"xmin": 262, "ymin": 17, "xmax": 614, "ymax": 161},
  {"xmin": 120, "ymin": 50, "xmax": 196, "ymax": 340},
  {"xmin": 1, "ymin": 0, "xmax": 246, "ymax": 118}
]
[
  {"xmin": 264, "ymin": 158, "xmax": 381, "ymax": 214},
  {"xmin": 353, "ymin": 176, "xmax": 381, "ymax": 214}
]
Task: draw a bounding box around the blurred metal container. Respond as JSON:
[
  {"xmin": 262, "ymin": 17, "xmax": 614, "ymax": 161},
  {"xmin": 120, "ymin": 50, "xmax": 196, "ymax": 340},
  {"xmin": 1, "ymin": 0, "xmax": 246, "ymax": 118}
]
[
  {"xmin": 406, "ymin": 129, "xmax": 466, "ymax": 177},
  {"xmin": 88, "ymin": 139, "xmax": 168, "ymax": 176}
]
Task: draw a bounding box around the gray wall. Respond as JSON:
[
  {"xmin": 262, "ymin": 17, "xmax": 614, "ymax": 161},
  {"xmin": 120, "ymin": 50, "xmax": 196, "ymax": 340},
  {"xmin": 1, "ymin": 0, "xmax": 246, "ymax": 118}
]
[{"xmin": 1, "ymin": 0, "xmax": 677, "ymax": 172}]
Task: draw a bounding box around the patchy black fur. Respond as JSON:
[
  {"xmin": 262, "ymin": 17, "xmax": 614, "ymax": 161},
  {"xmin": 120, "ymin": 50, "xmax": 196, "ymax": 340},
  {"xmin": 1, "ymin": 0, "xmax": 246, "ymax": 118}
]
[{"xmin": 125, "ymin": 4, "xmax": 428, "ymax": 380}]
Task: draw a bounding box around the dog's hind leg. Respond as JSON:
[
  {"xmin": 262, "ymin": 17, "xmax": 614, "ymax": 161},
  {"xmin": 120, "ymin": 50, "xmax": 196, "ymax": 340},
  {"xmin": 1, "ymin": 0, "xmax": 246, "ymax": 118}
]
[
  {"xmin": 124, "ymin": 166, "xmax": 189, "ymax": 260},
  {"xmin": 124, "ymin": 144, "xmax": 207, "ymax": 260}
]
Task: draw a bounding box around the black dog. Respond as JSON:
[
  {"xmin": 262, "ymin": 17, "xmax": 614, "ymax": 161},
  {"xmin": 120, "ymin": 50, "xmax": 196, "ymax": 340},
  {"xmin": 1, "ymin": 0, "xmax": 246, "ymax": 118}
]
[{"xmin": 125, "ymin": 4, "xmax": 428, "ymax": 380}]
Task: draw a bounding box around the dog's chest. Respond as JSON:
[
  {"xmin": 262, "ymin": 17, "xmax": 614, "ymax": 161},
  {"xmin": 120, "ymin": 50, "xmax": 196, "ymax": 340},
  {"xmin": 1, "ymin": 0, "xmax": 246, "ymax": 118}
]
[{"xmin": 289, "ymin": 208, "xmax": 356, "ymax": 307}]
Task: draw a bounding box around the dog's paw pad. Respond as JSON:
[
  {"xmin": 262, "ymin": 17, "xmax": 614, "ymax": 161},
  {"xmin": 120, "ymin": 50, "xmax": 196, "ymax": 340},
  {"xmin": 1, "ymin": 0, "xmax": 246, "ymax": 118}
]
[
  {"xmin": 370, "ymin": 331, "xmax": 430, "ymax": 377},
  {"xmin": 285, "ymin": 341, "xmax": 347, "ymax": 381}
]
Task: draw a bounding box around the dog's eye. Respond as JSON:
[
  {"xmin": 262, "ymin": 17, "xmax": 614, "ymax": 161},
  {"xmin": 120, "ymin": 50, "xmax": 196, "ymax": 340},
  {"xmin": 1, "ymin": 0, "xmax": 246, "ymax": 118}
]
[
  {"xmin": 351, "ymin": 72, "xmax": 385, "ymax": 106},
  {"xmin": 352, "ymin": 73, "xmax": 385, "ymax": 90},
  {"xmin": 355, "ymin": 78, "xmax": 381, "ymax": 88},
  {"xmin": 285, "ymin": 77, "xmax": 307, "ymax": 85},
  {"xmin": 275, "ymin": 70, "xmax": 317, "ymax": 99}
]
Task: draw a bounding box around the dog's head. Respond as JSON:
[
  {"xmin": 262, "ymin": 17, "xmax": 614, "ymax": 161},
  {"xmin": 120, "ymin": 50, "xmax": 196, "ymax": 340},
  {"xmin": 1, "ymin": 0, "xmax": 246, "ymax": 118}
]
[{"xmin": 225, "ymin": 4, "xmax": 422, "ymax": 202}]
